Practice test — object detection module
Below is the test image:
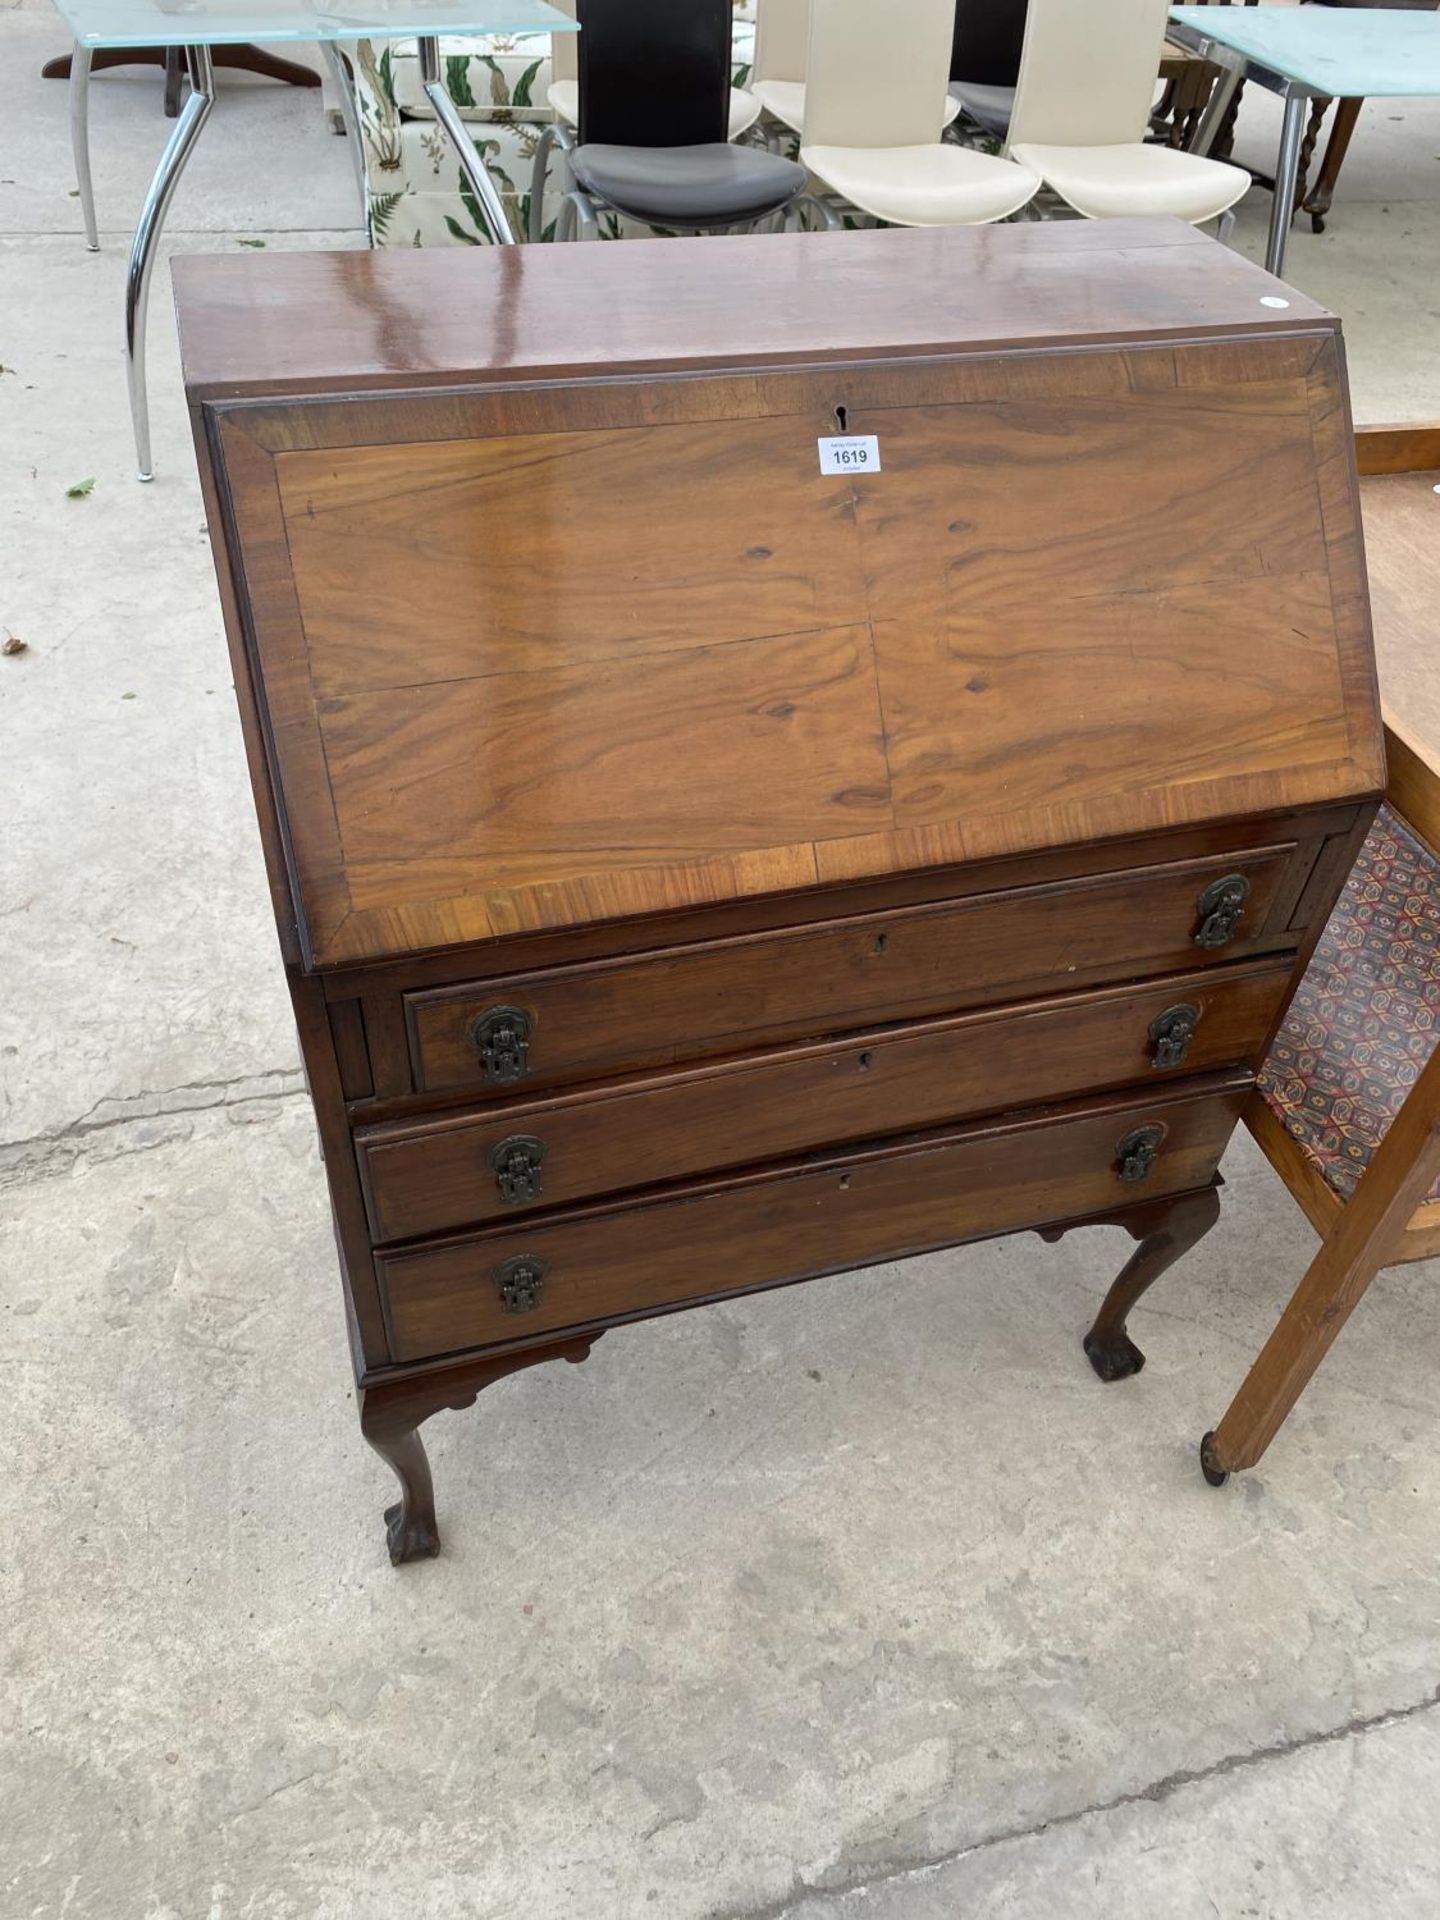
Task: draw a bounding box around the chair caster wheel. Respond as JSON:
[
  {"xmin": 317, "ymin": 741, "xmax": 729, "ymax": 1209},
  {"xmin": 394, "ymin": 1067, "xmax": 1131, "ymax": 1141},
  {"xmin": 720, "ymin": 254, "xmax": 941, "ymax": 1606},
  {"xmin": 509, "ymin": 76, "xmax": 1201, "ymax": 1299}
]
[{"xmin": 1199, "ymin": 1431, "xmax": 1230, "ymax": 1487}]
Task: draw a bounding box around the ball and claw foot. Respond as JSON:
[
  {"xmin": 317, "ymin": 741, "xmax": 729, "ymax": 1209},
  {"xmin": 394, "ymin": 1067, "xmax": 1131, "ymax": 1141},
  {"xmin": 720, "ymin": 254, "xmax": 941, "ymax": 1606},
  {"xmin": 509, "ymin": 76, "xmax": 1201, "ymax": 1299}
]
[
  {"xmin": 1199, "ymin": 1431, "xmax": 1231, "ymax": 1488},
  {"xmin": 1082, "ymin": 1327, "xmax": 1146, "ymax": 1383},
  {"xmin": 384, "ymin": 1499, "xmax": 441, "ymax": 1565},
  {"xmin": 1075, "ymin": 1183, "xmax": 1222, "ymax": 1385}
]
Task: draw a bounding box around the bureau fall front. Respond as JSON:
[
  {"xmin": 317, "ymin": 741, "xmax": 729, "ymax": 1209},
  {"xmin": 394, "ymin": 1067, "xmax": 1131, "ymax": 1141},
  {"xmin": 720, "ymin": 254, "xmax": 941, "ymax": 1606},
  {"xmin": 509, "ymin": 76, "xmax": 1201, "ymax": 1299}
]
[{"xmin": 177, "ymin": 218, "xmax": 1383, "ymax": 1562}]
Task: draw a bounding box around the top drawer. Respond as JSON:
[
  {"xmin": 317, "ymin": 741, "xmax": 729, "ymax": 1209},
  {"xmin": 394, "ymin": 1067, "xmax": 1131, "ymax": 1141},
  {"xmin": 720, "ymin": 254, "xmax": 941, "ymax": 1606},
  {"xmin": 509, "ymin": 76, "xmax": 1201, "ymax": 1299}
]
[{"xmin": 404, "ymin": 843, "xmax": 1304, "ymax": 1098}]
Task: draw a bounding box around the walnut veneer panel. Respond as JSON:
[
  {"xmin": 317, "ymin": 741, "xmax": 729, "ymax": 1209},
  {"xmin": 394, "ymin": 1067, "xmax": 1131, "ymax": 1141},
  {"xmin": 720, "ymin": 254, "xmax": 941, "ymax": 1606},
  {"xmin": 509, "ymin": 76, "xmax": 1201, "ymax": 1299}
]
[
  {"xmin": 285, "ymin": 422, "xmax": 871, "ymax": 693},
  {"xmin": 218, "ymin": 325, "xmax": 1380, "ymax": 967}
]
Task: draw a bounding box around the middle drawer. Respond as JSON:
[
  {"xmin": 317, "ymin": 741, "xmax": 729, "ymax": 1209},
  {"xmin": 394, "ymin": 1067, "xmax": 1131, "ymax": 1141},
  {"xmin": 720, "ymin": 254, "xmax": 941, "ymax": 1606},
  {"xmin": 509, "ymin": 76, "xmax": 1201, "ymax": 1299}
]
[{"xmin": 357, "ymin": 957, "xmax": 1292, "ymax": 1243}]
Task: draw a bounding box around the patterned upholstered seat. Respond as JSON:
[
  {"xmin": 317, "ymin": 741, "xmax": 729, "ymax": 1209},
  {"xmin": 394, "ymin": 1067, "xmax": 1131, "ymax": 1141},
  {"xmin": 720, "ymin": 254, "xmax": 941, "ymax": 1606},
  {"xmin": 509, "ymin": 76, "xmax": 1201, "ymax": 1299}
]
[{"xmin": 1259, "ymin": 804, "xmax": 1440, "ymax": 1202}]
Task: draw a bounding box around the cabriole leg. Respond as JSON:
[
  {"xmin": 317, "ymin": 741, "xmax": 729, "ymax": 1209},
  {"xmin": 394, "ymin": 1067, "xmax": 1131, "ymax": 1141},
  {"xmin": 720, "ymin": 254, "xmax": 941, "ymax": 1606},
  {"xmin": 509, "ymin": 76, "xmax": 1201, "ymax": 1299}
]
[
  {"xmin": 357, "ymin": 1332, "xmax": 603, "ymax": 1566},
  {"xmin": 361, "ymin": 1414, "xmax": 440, "ymax": 1565},
  {"xmin": 1082, "ymin": 1182, "xmax": 1223, "ymax": 1382}
]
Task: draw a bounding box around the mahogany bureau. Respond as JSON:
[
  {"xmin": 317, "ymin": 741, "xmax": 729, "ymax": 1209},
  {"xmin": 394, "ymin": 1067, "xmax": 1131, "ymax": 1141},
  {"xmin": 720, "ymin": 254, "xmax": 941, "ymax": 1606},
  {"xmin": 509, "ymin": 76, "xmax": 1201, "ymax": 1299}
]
[{"xmin": 175, "ymin": 218, "xmax": 1384, "ymax": 1564}]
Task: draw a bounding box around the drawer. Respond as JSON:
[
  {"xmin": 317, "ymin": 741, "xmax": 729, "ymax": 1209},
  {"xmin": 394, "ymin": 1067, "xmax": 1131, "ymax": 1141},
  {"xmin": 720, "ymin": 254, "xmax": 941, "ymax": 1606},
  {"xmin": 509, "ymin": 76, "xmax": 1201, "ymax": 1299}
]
[
  {"xmin": 405, "ymin": 843, "xmax": 1303, "ymax": 1097},
  {"xmin": 376, "ymin": 1075, "xmax": 1249, "ymax": 1362},
  {"xmin": 362, "ymin": 958, "xmax": 1293, "ymax": 1243}
]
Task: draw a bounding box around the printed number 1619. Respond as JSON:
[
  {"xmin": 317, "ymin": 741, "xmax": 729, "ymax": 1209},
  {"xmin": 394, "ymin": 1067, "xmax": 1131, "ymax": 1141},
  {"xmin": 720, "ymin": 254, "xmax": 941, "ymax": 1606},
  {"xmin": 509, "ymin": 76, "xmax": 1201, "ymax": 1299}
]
[{"xmin": 817, "ymin": 434, "xmax": 882, "ymax": 476}]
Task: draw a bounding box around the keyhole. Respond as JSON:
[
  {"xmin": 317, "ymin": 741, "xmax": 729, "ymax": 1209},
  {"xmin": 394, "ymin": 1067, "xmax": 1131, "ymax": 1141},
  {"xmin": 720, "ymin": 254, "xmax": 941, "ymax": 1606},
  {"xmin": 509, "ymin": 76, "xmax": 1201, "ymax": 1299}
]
[
  {"xmin": 874, "ymin": 932, "xmax": 888, "ymax": 955},
  {"xmin": 857, "ymin": 1051, "xmax": 872, "ymax": 1072},
  {"xmin": 834, "ymin": 405, "xmax": 848, "ymax": 432}
]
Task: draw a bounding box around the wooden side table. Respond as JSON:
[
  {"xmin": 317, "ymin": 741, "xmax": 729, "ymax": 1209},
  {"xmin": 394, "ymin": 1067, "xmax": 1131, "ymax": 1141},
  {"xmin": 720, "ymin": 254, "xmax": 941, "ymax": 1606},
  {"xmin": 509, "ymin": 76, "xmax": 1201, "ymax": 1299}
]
[{"xmin": 41, "ymin": 42, "xmax": 319, "ymax": 118}]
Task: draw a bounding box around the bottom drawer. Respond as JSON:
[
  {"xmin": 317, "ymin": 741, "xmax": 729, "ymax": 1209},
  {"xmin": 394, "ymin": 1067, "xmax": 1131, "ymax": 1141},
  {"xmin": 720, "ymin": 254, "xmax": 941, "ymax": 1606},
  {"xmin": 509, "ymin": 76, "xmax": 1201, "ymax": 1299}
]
[{"xmin": 377, "ymin": 1075, "xmax": 1249, "ymax": 1363}]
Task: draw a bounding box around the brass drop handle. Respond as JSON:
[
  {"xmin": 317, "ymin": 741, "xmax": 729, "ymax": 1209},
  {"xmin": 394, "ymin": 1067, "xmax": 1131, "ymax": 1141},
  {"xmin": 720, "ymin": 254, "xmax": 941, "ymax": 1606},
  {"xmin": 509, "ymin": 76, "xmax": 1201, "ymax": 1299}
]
[
  {"xmin": 494, "ymin": 1254, "xmax": 547, "ymax": 1314},
  {"xmin": 1193, "ymin": 874, "xmax": 1250, "ymax": 951},
  {"xmin": 490, "ymin": 1134, "xmax": 546, "ymax": 1206},
  {"xmin": 1115, "ymin": 1124, "xmax": 1165, "ymax": 1184},
  {"xmin": 470, "ymin": 1004, "xmax": 533, "ymax": 1085},
  {"xmin": 1149, "ymin": 1003, "xmax": 1200, "ymax": 1071}
]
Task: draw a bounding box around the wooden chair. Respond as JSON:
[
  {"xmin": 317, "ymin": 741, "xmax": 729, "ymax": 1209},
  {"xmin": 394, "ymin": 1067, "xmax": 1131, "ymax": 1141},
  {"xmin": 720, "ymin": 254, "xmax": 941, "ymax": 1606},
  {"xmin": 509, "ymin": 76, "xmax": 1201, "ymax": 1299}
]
[{"xmin": 1202, "ymin": 599, "xmax": 1440, "ymax": 1497}]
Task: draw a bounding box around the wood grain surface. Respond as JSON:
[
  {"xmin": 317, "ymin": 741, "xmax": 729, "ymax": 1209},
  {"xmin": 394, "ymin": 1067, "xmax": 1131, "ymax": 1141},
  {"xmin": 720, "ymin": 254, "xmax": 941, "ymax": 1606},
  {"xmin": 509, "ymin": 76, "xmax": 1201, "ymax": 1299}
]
[
  {"xmin": 210, "ymin": 320, "xmax": 1381, "ymax": 966},
  {"xmin": 1355, "ymin": 424, "xmax": 1440, "ymax": 476},
  {"xmin": 405, "ymin": 842, "xmax": 1304, "ymax": 1096},
  {"xmin": 376, "ymin": 1076, "xmax": 1250, "ymax": 1361},
  {"xmin": 1360, "ymin": 468, "xmax": 1440, "ymax": 753},
  {"xmin": 173, "ymin": 219, "xmax": 1332, "ymax": 400},
  {"xmin": 176, "ymin": 227, "xmax": 1393, "ymax": 1554},
  {"xmin": 360, "ymin": 959, "xmax": 1293, "ymax": 1242}
]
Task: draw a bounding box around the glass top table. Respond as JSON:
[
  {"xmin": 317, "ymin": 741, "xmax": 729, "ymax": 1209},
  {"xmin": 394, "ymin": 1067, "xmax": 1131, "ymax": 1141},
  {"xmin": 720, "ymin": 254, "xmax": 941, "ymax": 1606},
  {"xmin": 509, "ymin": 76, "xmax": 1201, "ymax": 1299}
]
[
  {"xmin": 54, "ymin": 0, "xmax": 569, "ymax": 47},
  {"xmin": 50, "ymin": 0, "xmax": 578, "ymax": 477},
  {"xmin": 1170, "ymin": 5, "xmax": 1440, "ymax": 100},
  {"xmin": 1169, "ymin": 6, "xmax": 1440, "ymax": 276}
]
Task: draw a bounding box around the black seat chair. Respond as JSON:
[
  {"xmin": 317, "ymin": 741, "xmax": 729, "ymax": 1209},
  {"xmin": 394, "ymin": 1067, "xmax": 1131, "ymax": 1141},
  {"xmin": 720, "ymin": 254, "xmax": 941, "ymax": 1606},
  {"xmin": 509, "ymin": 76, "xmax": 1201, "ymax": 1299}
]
[
  {"xmin": 948, "ymin": 0, "xmax": 1029, "ymax": 142},
  {"xmin": 555, "ymin": 0, "xmax": 807, "ymax": 239}
]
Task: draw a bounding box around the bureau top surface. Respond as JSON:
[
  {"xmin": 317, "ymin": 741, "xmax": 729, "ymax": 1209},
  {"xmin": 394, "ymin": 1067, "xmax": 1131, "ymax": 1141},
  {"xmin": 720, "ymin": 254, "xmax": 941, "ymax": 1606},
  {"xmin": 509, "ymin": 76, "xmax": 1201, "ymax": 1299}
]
[
  {"xmin": 184, "ymin": 224, "xmax": 1382, "ymax": 971},
  {"xmin": 174, "ymin": 219, "xmax": 1330, "ymax": 397}
]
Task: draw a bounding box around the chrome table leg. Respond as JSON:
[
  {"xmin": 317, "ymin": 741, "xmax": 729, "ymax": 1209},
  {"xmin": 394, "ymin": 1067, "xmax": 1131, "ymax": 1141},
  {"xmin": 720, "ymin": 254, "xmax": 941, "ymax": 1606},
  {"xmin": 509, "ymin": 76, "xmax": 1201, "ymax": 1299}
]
[
  {"xmin": 528, "ymin": 121, "xmax": 573, "ymax": 243},
  {"xmin": 125, "ymin": 42, "xmax": 214, "ymax": 481},
  {"xmin": 1188, "ymin": 58, "xmax": 1241, "ymax": 159},
  {"xmin": 1266, "ymin": 89, "xmax": 1306, "ymax": 278},
  {"xmin": 69, "ymin": 39, "xmax": 99, "ymax": 250},
  {"xmin": 417, "ymin": 35, "xmax": 516, "ymax": 245},
  {"xmin": 321, "ymin": 41, "xmax": 369, "ymax": 225}
]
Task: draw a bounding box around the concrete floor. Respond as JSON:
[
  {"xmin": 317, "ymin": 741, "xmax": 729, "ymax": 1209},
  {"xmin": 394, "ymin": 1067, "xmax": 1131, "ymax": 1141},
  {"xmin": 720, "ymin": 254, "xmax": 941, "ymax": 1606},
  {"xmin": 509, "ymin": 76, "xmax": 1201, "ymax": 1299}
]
[{"xmin": 3, "ymin": 6, "xmax": 1440, "ymax": 1914}]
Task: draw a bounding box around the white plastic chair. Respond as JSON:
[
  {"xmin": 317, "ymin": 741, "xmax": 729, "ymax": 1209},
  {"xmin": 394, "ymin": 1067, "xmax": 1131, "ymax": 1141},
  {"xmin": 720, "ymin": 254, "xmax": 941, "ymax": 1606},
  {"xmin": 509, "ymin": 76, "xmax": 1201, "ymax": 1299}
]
[
  {"xmin": 1007, "ymin": 0, "xmax": 1248, "ymax": 233},
  {"xmin": 799, "ymin": 0, "xmax": 1039, "ymax": 229},
  {"xmin": 752, "ymin": 0, "xmax": 960, "ymax": 142}
]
